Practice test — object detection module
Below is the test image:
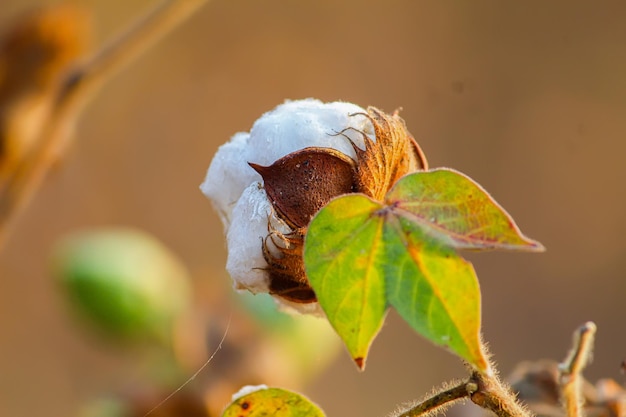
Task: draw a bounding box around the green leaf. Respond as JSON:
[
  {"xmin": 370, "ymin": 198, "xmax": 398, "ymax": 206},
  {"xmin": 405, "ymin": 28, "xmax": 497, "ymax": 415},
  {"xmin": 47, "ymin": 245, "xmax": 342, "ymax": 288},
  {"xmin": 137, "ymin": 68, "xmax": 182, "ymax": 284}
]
[
  {"xmin": 221, "ymin": 386, "xmax": 325, "ymax": 417},
  {"xmin": 304, "ymin": 195, "xmax": 387, "ymax": 370},
  {"xmin": 305, "ymin": 168, "xmax": 544, "ymax": 370},
  {"xmin": 383, "ymin": 215, "xmax": 486, "ymax": 369},
  {"xmin": 305, "ymin": 194, "xmax": 486, "ymax": 369},
  {"xmin": 386, "ymin": 168, "xmax": 544, "ymax": 251}
]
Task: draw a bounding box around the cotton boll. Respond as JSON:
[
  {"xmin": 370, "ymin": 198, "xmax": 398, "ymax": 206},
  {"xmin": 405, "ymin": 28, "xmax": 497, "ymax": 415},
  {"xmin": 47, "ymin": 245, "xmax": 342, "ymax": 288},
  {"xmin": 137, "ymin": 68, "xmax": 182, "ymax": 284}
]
[
  {"xmin": 201, "ymin": 99, "xmax": 373, "ymax": 229},
  {"xmin": 201, "ymin": 99, "xmax": 390, "ymax": 314}
]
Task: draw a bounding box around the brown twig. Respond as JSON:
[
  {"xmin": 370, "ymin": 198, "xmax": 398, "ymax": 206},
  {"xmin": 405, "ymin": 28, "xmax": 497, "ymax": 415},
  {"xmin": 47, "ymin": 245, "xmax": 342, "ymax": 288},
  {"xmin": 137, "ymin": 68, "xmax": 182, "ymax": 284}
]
[
  {"xmin": 0, "ymin": 0, "xmax": 209, "ymax": 251},
  {"xmin": 558, "ymin": 321, "xmax": 597, "ymax": 417}
]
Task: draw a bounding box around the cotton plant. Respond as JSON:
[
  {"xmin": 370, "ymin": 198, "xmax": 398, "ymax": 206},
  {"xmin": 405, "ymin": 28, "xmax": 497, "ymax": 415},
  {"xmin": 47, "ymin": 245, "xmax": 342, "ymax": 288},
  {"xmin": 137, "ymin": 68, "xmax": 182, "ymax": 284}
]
[{"xmin": 200, "ymin": 99, "xmax": 608, "ymax": 417}]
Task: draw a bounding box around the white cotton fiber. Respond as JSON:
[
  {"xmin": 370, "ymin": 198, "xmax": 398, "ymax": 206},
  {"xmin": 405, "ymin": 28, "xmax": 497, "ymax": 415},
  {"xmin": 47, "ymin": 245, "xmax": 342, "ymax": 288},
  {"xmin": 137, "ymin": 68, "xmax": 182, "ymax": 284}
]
[
  {"xmin": 200, "ymin": 132, "xmax": 256, "ymax": 227},
  {"xmin": 224, "ymin": 183, "xmax": 273, "ymax": 294}
]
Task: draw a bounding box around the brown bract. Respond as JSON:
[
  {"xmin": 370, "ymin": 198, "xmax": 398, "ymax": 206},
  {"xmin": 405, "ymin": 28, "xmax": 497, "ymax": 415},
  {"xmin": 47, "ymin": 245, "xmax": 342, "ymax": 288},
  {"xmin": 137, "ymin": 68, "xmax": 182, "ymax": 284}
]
[
  {"xmin": 346, "ymin": 107, "xmax": 428, "ymax": 201},
  {"xmin": 249, "ymin": 106, "xmax": 429, "ymax": 304},
  {"xmin": 249, "ymin": 147, "xmax": 356, "ymax": 230}
]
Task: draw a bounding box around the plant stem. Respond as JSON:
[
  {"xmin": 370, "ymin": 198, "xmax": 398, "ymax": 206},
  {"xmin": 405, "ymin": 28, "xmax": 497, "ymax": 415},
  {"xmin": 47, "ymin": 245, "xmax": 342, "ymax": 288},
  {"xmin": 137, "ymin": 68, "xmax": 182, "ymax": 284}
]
[
  {"xmin": 392, "ymin": 366, "xmax": 535, "ymax": 417},
  {"xmin": 0, "ymin": 0, "xmax": 209, "ymax": 250},
  {"xmin": 392, "ymin": 338, "xmax": 536, "ymax": 417},
  {"xmin": 469, "ymin": 368, "xmax": 534, "ymax": 417},
  {"xmin": 558, "ymin": 321, "xmax": 596, "ymax": 417},
  {"xmin": 395, "ymin": 380, "xmax": 477, "ymax": 417}
]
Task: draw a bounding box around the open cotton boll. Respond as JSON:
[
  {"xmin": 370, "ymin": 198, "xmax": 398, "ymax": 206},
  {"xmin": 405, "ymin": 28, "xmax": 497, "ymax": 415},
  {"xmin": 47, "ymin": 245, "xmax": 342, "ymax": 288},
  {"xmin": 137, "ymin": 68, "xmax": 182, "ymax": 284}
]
[
  {"xmin": 201, "ymin": 99, "xmax": 384, "ymax": 314},
  {"xmin": 200, "ymin": 99, "xmax": 374, "ymax": 228}
]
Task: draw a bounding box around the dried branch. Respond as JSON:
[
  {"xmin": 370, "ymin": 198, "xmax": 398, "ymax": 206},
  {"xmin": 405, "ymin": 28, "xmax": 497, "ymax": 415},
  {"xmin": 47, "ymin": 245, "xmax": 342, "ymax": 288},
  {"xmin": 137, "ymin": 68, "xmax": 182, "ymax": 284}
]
[
  {"xmin": 0, "ymin": 0, "xmax": 209, "ymax": 250},
  {"xmin": 559, "ymin": 321, "xmax": 597, "ymax": 417}
]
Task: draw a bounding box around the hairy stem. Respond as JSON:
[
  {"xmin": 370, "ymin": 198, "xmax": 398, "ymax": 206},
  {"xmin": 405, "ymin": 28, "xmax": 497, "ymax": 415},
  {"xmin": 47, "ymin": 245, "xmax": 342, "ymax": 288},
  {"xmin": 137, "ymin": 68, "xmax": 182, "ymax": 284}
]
[
  {"xmin": 395, "ymin": 380, "xmax": 477, "ymax": 417},
  {"xmin": 391, "ymin": 337, "xmax": 535, "ymax": 417},
  {"xmin": 469, "ymin": 368, "xmax": 534, "ymax": 417},
  {"xmin": 559, "ymin": 321, "xmax": 596, "ymax": 417},
  {"xmin": 392, "ymin": 366, "xmax": 534, "ymax": 417},
  {"xmin": 0, "ymin": 0, "xmax": 209, "ymax": 250}
]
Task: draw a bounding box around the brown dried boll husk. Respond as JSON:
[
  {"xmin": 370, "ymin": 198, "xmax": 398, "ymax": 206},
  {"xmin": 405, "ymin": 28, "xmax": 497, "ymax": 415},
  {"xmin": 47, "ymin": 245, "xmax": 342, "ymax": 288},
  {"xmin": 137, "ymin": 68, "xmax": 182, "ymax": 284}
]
[
  {"xmin": 249, "ymin": 147, "xmax": 357, "ymax": 230},
  {"xmin": 250, "ymin": 106, "xmax": 428, "ymax": 304},
  {"xmin": 261, "ymin": 227, "xmax": 312, "ymax": 303}
]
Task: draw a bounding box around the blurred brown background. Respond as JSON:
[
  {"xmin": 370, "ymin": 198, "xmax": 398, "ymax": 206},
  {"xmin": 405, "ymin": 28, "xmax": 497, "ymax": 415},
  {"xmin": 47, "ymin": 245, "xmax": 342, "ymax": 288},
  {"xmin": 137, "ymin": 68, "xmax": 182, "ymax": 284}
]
[{"xmin": 1, "ymin": 1, "xmax": 626, "ymax": 416}]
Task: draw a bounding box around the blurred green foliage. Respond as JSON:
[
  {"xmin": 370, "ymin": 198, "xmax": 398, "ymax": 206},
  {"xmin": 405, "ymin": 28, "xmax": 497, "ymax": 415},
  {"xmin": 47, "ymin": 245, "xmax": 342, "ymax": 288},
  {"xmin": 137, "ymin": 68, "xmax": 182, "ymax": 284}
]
[{"xmin": 51, "ymin": 227, "xmax": 191, "ymax": 344}]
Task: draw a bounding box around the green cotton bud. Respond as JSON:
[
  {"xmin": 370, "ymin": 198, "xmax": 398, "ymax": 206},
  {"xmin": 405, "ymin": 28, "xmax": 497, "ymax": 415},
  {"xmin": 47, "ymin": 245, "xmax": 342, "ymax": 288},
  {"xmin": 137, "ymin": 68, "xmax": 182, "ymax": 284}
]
[{"xmin": 51, "ymin": 227, "xmax": 191, "ymax": 344}]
